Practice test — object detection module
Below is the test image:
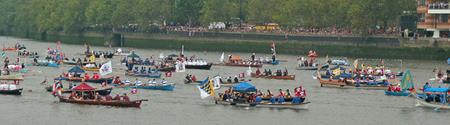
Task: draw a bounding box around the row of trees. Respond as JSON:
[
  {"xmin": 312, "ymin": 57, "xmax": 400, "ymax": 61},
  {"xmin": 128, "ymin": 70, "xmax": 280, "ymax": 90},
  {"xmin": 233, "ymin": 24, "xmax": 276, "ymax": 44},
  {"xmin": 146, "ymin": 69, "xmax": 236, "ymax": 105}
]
[{"xmin": 0, "ymin": 0, "xmax": 415, "ymax": 36}]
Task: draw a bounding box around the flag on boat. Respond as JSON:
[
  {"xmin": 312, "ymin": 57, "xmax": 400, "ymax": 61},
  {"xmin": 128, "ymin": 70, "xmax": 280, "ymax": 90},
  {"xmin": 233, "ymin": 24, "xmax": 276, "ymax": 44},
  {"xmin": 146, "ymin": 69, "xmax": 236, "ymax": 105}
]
[
  {"xmin": 400, "ymin": 69, "xmax": 414, "ymax": 90},
  {"xmin": 246, "ymin": 65, "xmax": 252, "ymax": 76},
  {"xmin": 219, "ymin": 52, "xmax": 225, "ymax": 62},
  {"xmin": 213, "ymin": 76, "xmax": 221, "ymax": 90},
  {"xmin": 181, "ymin": 45, "xmax": 184, "ymax": 56},
  {"xmin": 175, "ymin": 61, "xmax": 186, "ymax": 72},
  {"xmin": 89, "ymin": 54, "xmax": 96, "ymax": 63},
  {"xmin": 99, "ymin": 61, "xmax": 112, "ymax": 76},
  {"xmin": 332, "ymin": 68, "xmax": 341, "ymax": 76},
  {"xmin": 197, "ymin": 79, "xmax": 215, "ymax": 99},
  {"xmin": 271, "ymin": 42, "xmax": 276, "ymax": 55},
  {"xmin": 353, "ymin": 59, "xmax": 358, "ymax": 69}
]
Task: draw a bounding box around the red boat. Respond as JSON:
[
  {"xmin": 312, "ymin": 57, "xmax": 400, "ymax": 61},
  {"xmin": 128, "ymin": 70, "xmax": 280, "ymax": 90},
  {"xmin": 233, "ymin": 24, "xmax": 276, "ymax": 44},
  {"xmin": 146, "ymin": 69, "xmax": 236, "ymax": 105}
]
[{"xmin": 58, "ymin": 96, "xmax": 147, "ymax": 108}]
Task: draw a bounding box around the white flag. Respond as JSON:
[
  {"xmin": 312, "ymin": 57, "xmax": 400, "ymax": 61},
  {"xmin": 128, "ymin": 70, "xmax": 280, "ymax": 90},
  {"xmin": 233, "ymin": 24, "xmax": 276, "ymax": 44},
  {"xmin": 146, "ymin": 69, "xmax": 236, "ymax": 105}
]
[
  {"xmin": 219, "ymin": 52, "xmax": 224, "ymax": 62},
  {"xmin": 213, "ymin": 76, "xmax": 221, "ymax": 90},
  {"xmin": 246, "ymin": 66, "xmax": 252, "ymax": 76},
  {"xmin": 99, "ymin": 61, "xmax": 112, "ymax": 76}
]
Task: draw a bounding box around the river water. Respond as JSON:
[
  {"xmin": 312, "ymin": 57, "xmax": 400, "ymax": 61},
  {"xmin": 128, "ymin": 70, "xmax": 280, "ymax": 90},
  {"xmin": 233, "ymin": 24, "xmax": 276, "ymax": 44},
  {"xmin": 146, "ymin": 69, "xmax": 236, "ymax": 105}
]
[{"xmin": 0, "ymin": 36, "xmax": 449, "ymax": 125}]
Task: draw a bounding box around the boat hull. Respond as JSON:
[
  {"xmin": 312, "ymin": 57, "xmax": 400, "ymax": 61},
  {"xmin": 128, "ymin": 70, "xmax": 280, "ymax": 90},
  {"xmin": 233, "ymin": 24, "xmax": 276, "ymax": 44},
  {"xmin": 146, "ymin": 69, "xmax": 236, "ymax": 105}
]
[
  {"xmin": 185, "ymin": 63, "xmax": 213, "ymax": 70},
  {"xmin": 133, "ymin": 84, "xmax": 175, "ymax": 91},
  {"xmin": 415, "ymin": 98, "xmax": 450, "ymax": 109},
  {"xmin": 251, "ymin": 73, "xmax": 295, "ymax": 80},
  {"xmin": 384, "ymin": 90, "xmax": 410, "ymax": 96},
  {"xmin": 125, "ymin": 72, "xmax": 162, "ymax": 78},
  {"xmin": 45, "ymin": 86, "xmax": 112, "ymax": 96},
  {"xmin": 58, "ymin": 97, "xmax": 145, "ymax": 108},
  {"xmin": 215, "ymin": 99, "xmax": 309, "ymax": 109},
  {"xmin": 54, "ymin": 77, "xmax": 113, "ymax": 84},
  {"xmin": 0, "ymin": 88, "xmax": 22, "ymax": 95},
  {"xmin": 223, "ymin": 63, "xmax": 262, "ymax": 68}
]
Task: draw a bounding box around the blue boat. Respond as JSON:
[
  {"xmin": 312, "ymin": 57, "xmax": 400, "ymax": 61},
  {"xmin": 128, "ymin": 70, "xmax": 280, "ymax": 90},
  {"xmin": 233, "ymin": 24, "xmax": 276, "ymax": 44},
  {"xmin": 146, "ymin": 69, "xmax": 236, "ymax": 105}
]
[
  {"xmin": 133, "ymin": 83, "xmax": 175, "ymax": 91},
  {"xmin": 384, "ymin": 90, "xmax": 410, "ymax": 96}
]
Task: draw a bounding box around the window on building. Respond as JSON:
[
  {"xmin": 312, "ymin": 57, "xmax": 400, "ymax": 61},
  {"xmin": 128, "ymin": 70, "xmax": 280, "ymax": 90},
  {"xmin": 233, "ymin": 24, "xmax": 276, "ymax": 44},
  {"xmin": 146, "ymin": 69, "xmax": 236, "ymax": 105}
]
[{"xmin": 440, "ymin": 14, "xmax": 448, "ymax": 23}]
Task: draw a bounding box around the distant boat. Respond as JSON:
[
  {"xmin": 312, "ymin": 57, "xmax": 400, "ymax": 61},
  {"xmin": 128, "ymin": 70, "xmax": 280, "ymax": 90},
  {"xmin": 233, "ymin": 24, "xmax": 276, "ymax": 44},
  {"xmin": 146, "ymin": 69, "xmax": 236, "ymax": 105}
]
[{"xmin": 447, "ymin": 58, "xmax": 450, "ymax": 65}]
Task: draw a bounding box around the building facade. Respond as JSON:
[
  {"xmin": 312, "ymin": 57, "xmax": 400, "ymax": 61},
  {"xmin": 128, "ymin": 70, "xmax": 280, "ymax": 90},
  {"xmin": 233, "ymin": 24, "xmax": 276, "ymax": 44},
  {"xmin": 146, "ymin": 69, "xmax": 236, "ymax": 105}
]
[{"xmin": 417, "ymin": 0, "xmax": 450, "ymax": 38}]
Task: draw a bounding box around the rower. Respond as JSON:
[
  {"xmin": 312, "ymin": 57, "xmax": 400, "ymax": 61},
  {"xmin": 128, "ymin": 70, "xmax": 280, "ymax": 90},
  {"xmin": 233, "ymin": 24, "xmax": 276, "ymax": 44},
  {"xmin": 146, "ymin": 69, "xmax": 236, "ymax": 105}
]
[
  {"xmin": 150, "ymin": 79, "xmax": 157, "ymax": 84},
  {"xmin": 113, "ymin": 94, "xmax": 121, "ymax": 100},
  {"xmin": 113, "ymin": 76, "xmax": 122, "ymax": 84},
  {"xmin": 255, "ymin": 68, "xmax": 261, "ymax": 75},
  {"xmin": 277, "ymin": 89, "xmax": 285, "ymax": 104},
  {"xmin": 84, "ymin": 73, "xmax": 90, "ymax": 80},
  {"xmin": 233, "ymin": 76, "xmax": 239, "ymax": 83},
  {"xmin": 251, "ymin": 53, "xmax": 255, "ymax": 62},
  {"xmin": 283, "ymin": 68, "xmax": 288, "ymax": 76},
  {"xmin": 92, "ymin": 73, "xmax": 100, "ymax": 80},
  {"xmin": 161, "ymin": 78, "xmax": 167, "ymax": 84},
  {"xmin": 134, "ymin": 78, "xmax": 142, "ymax": 85},
  {"xmin": 122, "ymin": 93, "xmax": 130, "ymax": 102}
]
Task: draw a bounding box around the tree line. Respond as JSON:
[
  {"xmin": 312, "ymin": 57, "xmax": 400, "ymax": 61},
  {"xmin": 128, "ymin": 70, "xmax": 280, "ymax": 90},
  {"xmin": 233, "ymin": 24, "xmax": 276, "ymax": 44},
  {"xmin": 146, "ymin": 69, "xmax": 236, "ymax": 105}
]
[{"xmin": 0, "ymin": 0, "xmax": 415, "ymax": 36}]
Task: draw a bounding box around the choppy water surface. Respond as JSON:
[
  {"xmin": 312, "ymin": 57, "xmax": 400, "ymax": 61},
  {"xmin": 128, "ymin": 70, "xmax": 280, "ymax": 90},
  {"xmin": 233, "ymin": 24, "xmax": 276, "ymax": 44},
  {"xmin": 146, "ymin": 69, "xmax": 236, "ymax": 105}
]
[{"xmin": 0, "ymin": 36, "xmax": 449, "ymax": 125}]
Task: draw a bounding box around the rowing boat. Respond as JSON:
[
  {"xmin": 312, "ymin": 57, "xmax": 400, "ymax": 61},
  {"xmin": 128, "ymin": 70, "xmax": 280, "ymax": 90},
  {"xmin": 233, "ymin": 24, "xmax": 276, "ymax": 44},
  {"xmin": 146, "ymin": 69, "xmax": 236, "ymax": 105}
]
[
  {"xmin": 45, "ymin": 86, "xmax": 113, "ymax": 95},
  {"xmin": 250, "ymin": 73, "xmax": 295, "ymax": 80},
  {"xmin": 58, "ymin": 96, "xmax": 146, "ymax": 108},
  {"xmin": 384, "ymin": 90, "xmax": 410, "ymax": 96},
  {"xmin": 125, "ymin": 71, "xmax": 162, "ymax": 78},
  {"xmin": 54, "ymin": 76, "xmax": 113, "ymax": 84},
  {"xmin": 214, "ymin": 99, "xmax": 309, "ymax": 109},
  {"xmin": 133, "ymin": 83, "xmax": 175, "ymax": 91},
  {"xmin": 318, "ymin": 78, "xmax": 387, "ymax": 90},
  {"xmin": 185, "ymin": 63, "xmax": 213, "ymax": 70},
  {"xmin": 223, "ymin": 62, "xmax": 263, "ymax": 68}
]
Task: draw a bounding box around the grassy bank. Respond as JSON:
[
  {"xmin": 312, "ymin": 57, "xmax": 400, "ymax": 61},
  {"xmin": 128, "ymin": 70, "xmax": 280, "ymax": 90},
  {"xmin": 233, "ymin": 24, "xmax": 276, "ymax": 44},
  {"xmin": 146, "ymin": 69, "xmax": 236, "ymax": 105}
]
[{"xmin": 5, "ymin": 33, "xmax": 449, "ymax": 60}]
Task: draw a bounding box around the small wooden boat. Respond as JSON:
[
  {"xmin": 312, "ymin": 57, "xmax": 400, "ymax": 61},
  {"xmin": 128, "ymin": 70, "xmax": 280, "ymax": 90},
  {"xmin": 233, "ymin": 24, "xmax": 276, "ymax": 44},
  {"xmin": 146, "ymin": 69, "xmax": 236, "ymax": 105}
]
[
  {"xmin": 62, "ymin": 60, "xmax": 88, "ymax": 65},
  {"xmin": 156, "ymin": 67, "xmax": 175, "ymax": 72},
  {"xmin": 214, "ymin": 99, "xmax": 309, "ymax": 109},
  {"xmin": 318, "ymin": 78, "xmax": 387, "ymax": 90},
  {"xmin": 54, "ymin": 76, "xmax": 113, "ymax": 84},
  {"xmin": 415, "ymin": 98, "xmax": 450, "ymax": 109},
  {"xmin": 185, "ymin": 63, "xmax": 213, "ymax": 70},
  {"xmin": 384, "ymin": 90, "xmax": 410, "ymax": 96},
  {"xmin": 45, "ymin": 86, "xmax": 113, "ymax": 95},
  {"xmin": 133, "ymin": 83, "xmax": 175, "ymax": 91},
  {"xmin": 29, "ymin": 61, "xmax": 59, "ymax": 67},
  {"xmin": 250, "ymin": 73, "xmax": 295, "ymax": 80},
  {"xmin": 0, "ymin": 88, "xmax": 23, "ymax": 95},
  {"xmin": 125, "ymin": 71, "xmax": 162, "ymax": 78},
  {"xmin": 223, "ymin": 62, "xmax": 263, "ymax": 68},
  {"xmin": 58, "ymin": 96, "xmax": 146, "ymax": 108}
]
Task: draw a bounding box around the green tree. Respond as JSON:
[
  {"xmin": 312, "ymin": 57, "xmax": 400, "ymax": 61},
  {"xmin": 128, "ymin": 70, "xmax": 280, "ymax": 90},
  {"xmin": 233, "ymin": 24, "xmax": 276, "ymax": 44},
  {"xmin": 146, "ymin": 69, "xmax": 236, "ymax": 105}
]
[{"xmin": 174, "ymin": 0, "xmax": 203, "ymax": 26}]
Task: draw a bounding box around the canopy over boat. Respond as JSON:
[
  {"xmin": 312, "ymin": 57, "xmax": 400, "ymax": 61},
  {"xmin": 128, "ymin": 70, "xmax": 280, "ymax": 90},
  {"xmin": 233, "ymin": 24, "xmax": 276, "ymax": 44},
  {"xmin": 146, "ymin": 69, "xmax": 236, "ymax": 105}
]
[
  {"xmin": 424, "ymin": 87, "xmax": 449, "ymax": 93},
  {"xmin": 233, "ymin": 82, "xmax": 256, "ymax": 93},
  {"xmin": 68, "ymin": 66, "xmax": 85, "ymax": 73},
  {"xmin": 72, "ymin": 83, "xmax": 95, "ymax": 91},
  {"xmin": 229, "ymin": 55, "xmax": 242, "ymax": 61}
]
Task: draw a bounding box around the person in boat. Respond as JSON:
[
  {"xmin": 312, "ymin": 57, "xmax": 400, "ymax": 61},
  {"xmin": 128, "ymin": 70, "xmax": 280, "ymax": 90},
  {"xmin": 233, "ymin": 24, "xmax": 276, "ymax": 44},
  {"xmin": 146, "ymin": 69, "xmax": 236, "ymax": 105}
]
[
  {"xmin": 226, "ymin": 77, "xmax": 232, "ymax": 83},
  {"xmin": 285, "ymin": 89, "xmax": 291, "ymax": 98},
  {"xmin": 92, "ymin": 73, "xmax": 100, "ymax": 80},
  {"xmin": 84, "ymin": 73, "xmax": 90, "ymax": 80},
  {"xmin": 113, "ymin": 94, "xmax": 121, "ymax": 101},
  {"xmin": 263, "ymin": 69, "xmax": 268, "ymax": 76},
  {"xmin": 255, "ymin": 68, "xmax": 261, "ymax": 76},
  {"xmin": 134, "ymin": 78, "xmax": 142, "ymax": 86},
  {"xmin": 122, "ymin": 93, "xmax": 130, "ymax": 102},
  {"xmin": 277, "ymin": 89, "xmax": 285, "ymax": 104},
  {"xmin": 268, "ymin": 69, "xmax": 272, "ymax": 76},
  {"xmin": 266, "ymin": 90, "xmax": 273, "ymax": 98},
  {"xmin": 105, "ymin": 94, "xmax": 113, "ymax": 101},
  {"xmin": 271, "ymin": 54, "xmax": 276, "ymax": 62},
  {"xmin": 251, "ymin": 53, "xmax": 255, "ymax": 62},
  {"xmin": 233, "ymin": 76, "xmax": 239, "ymax": 83},
  {"xmin": 283, "ymin": 68, "xmax": 288, "ymax": 76},
  {"xmin": 95, "ymin": 92, "xmax": 102, "ymax": 101},
  {"xmin": 423, "ymin": 82, "xmax": 431, "ymax": 92},
  {"xmin": 113, "ymin": 76, "xmax": 122, "ymax": 84},
  {"xmin": 161, "ymin": 78, "xmax": 167, "ymax": 84},
  {"xmin": 69, "ymin": 92, "xmax": 77, "ymax": 99},
  {"xmin": 133, "ymin": 67, "xmax": 139, "ymax": 74}
]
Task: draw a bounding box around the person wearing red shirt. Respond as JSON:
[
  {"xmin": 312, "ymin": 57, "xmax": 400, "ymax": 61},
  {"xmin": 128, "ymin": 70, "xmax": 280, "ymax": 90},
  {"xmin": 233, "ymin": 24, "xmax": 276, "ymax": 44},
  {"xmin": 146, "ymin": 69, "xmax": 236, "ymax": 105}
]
[
  {"xmin": 84, "ymin": 73, "xmax": 90, "ymax": 80},
  {"xmin": 92, "ymin": 73, "xmax": 100, "ymax": 80}
]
